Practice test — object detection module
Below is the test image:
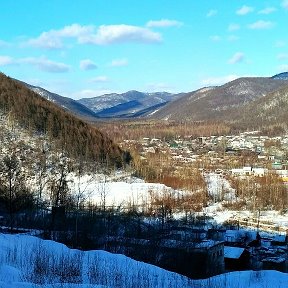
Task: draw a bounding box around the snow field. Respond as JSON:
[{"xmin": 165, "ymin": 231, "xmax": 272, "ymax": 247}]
[{"xmin": 0, "ymin": 233, "xmax": 287, "ymax": 287}]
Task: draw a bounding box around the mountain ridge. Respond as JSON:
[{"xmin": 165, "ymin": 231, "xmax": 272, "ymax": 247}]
[
  {"xmin": 151, "ymin": 76, "xmax": 288, "ymax": 121},
  {"xmin": 21, "ymin": 81, "xmax": 99, "ymax": 120},
  {"xmin": 78, "ymin": 90, "xmax": 180, "ymax": 118}
]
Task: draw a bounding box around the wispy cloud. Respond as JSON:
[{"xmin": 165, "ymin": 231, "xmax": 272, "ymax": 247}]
[
  {"xmin": 146, "ymin": 19, "xmax": 183, "ymax": 28},
  {"xmin": 228, "ymin": 35, "xmax": 240, "ymax": 42},
  {"xmin": 146, "ymin": 82, "xmax": 173, "ymax": 92},
  {"xmin": 236, "ymin": 5, "xmax": 254, "ymax": 15},
  {"xmin": 0, "ymin": 55, "xmax": 14, "ymax": 66},
  {"xmin": 248, "ymin": 20, "xmax": 274, "ymax": 30},
  {"xmin": 282, "ymin": 0, "xmax": 288, "ymax": 9},
  {"xmin": 0, "ymin": 40, "xmax": 10, "ymax": 48},
  {"xmin": 20, "ymin": 57, "xmax": 71, "ymax": 72},
  {"xmin": 26, "ymin": 23, "xmax": 162, "ymax": 49},
  {"xmin": 75, "ymin": 89, "xmax": 113, "ymax": 99},
  {"xmin": 228, "ymin": 24, "xmax": 240, "ymax": 32},
  {"xmin": 206, "ymin": 10, "xmax": 218, "ymax": 18},
  {"xmin": 109, "ymin": 58, "xmax": 128, "ymax": 67},
  {"xmin": 277, "ymin": 53, "xmax": 288, "ymax": 60},
  {"xmin": 0, "ymin": 55, "xmax": 70, "ymax": 73},
  {"xmin": 277, "ymin": 64, "xmax": 288, "ymax": 72},
  {"xmin": 201, "ymin": 75, "xmax": 240, "ymax": 86},
  {"xmin": 275, "ymin": 40, "xmax": 286, "ymax": 48},
  {"xmin": 258, "ymin": 7, "xmax": 277, "ymax": 14},
  {"xmin": 228, "ymin": 52, "xmax": 245, "ymax": 64},
  {"xmin": 80, "ymin": 59, "xmax": 97, "ymax": 70},
  {"xmin": 210, "ymin": 35, "xmax": 221, "ymax": 42},
  {"xmin": 89, "ymin": 76, "xmax": 109, "ymax": 83}
]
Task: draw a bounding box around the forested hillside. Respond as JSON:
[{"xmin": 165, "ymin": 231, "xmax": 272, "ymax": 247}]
[{"xmin": 0, "ymin": 73, "xmax": 128, "ymax": 167}]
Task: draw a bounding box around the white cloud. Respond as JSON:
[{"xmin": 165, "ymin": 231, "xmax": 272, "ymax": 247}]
[
  {"xmin": 80, "ymin": 59, "xmax": 97, "ymax": 70},
  {"xmin": 89, "ymin": 76, "xmax": 109, "ymax": 83},
  {"xmin": 228, "ymin": 52, "xmax": 245, "ymax": 64},
  {"xmin": 228, "ymin": 24, "xmax": 240, "ymax": 32},
  {"xmin": 0, "ymin": 40, "xmax": 10, "ymax": 48},
  {"xmin": 146, "ymin": 19, "xmax": 183, "ymax": 28},
  {"xmin": 210, "ymin": 35, "xmax": 221, "ymax": 42},
  {"xmin": 206, "ymin": 10, "xmax": 218, "ymax": 17},
  {"xmin": 236, "ymin": 5, "xmax": 254, "ymax": 15},
  {"xmin": 27, "ymin": 24, "xmax": 93, "ymax": 49},
  {"xmin": 20, "ymin": 57, "xmax": 70, "ymax": 73},
  {"xmin": 75, "ymin": 89, "xmax": 113, "ymax": 99},
  {"xmin": 282, "ymin": 0, "xmax": 288, "ymax": 9},
  {"xmin": 80, "ymin": 24, "xmax": 162, "ymax": 45},
  {"xmin": 277, "ymin": 64, "xmax": 288, "ymax": 72},
  {"xmin": 228, "ymin": 35, "xmax": 240, "ymax": 42},
  {"xmin": 201, "ymin": 75, "xmax": 240, "ymax": 86},
  {"xmin": 248, "ymin": 20, "xmax": 274, "ymax": 30},
  {"xmin": 109, "ymin": 58, "xmax": 128, "ymax": 67},
  {"xmin": 258, "ymin": 7, "xmax": 277, "ymax": 14},
  {"xmin": 275, "ymin": 40, "xmax": 286, "ymax": 48},
  {"xmin": 0, "ymin": 55, "xmax": 14, "ymax": 66},
  {"xmin": 277, "ymin": 53, "xmax": 288, "ymax": 60},
  {"xmin": 146, "ymin": 82, "xmax": 173, "ymax": 92},
  {"xmin": 0, "ymin": 55, "xmax": 70, "ymax": 73},
  {"xmin": 26, "ymin": 23, "xmax": 161, "ymax": 49}
]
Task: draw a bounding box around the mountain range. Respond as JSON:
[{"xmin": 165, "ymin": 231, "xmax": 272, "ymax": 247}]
[
  {"xmin": 22, "ymin": 83, "xmax": 181, "ymax": 119},
  {"xmin": 78, "ymin": 90, "xmax": 180, "ymax": 118},
  {"xmin": 10, "ymin": 71, "xmax": 288, "ymax": 132}
]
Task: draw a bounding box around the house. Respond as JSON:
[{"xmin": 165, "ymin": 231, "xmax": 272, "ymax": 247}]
[
  {"xmin": 224, "ymin": 229, "xmax": 259, "ymax": 247},
  {"xmin": 252, "ymin": 168, "xmax": 267, "ymax": 177},
  {"xmin": 106, "ymin": 237, "xmax": 224, "ymax": 279},
  {"xmin": 243, "ymin": 166, "xmax": 252, "ymax": 175},
  {"xmin": 262, "ymin": 257, "xmax": 286, "ymax": 272},
  {"xmin": 224, "ymin": 246, "xmax": 250, "ymax": 270}
]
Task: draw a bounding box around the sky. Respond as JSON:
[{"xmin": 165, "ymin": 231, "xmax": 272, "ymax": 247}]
[{"xmin": 1, "ymin": 0, "xmax": 288, "ymax": 99}]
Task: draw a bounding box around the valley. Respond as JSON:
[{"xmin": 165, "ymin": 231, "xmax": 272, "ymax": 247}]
[
  {"xmin": 2, "ymin": 1, "xmax": 288, "ymax": 286},
  {"xmin": 0, "ymin": 74, "xmax": 287, "ymax": 286}
]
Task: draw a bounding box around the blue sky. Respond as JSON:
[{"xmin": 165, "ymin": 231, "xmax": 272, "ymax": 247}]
[{"xmin": 1, "ymin": 0, "xmax": 288, "ymax": 99}]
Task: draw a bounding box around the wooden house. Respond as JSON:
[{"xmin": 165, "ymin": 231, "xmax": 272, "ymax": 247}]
[{"xmin": 224, "ymin": 246, "xmax": 250, "ymax": 270}]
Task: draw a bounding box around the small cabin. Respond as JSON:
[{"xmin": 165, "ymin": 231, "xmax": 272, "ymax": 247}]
[{"xmin": 224, "ymin": 246, "xmax": 250, "ymax": 270}]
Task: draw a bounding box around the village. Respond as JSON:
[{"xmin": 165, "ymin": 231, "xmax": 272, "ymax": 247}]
[
  {"xmin": 121, "ymin": 131, "xmax": 288, "ymax": 183},
  {"xmin": 116, "ymin": 131, "xmax": 288, "ymax": 278}
]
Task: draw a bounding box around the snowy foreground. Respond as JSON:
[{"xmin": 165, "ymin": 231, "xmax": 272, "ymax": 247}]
[{"xmin": 0, "ymin": 234, "xmax": 287, "ymax": 288}]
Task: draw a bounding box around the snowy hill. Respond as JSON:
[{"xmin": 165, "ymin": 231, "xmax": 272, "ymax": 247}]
[
  {"xmin": 151, "ymin": 77, "xmax": 288, "ymax": 121},
  {"xmin": 271, "ymin": 72, "xmax": 288, "ymax": 80},
  {"xmin": 78, "ymin": 90, "xmax": 180, "ymax": 118},
  {"xmin": 0, "ymin": 233, "xmax": 287, "ymax": 288}
]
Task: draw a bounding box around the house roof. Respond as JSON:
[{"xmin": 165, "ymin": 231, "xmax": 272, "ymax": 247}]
[{"xmin": 224, "ymin": 246, "xmax": 245, "ymax": 259}]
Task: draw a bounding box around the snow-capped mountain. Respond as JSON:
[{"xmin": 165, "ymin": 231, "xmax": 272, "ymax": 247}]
[
  {"xmin": 271, "ymin": 71, "xmax": 288, "ymax": 80},
  {"xmin": 78, "ymin": 90, "xmax": 181, "ymax": 118}
]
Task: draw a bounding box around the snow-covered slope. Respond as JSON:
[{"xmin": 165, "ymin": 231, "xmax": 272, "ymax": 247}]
[
  {"xmin": 78, "ymin": 90, "xmax": 180, "ymax": 118},
  {"xmin": 21, "ymin": 81, "xmax": 98, "ymax": 120},
  {"xmin": 271, "ymin": 72, "xmax": 288, "ymax": 80},
  {"xmin": 152, "ymin": 77, "xmax": 288, "ymax": 121},
  {"xmin": 0, "ymin": 233, "xmax": 287, "ymax": 288}
]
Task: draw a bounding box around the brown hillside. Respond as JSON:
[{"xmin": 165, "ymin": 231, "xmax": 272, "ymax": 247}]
[
  {"xmin": 0, "ymin": 73, "xmax": 127, "ymax": 167},
  {"xmin": 230, "ymin": 84, "xmax": 288, "ymax": 133},
  {"xmin": 152, "ymin": 77, "xmax": 288, "ymax": 121}
]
